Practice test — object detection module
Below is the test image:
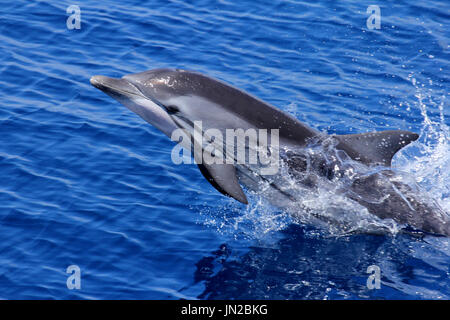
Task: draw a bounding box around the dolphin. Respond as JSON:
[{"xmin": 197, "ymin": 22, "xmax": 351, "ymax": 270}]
[{"xmin": 90, "ymin": 68, "xmax": 450, "ymax": 236}]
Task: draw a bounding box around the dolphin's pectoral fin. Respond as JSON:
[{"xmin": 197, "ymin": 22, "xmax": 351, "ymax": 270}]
[
  {"xmin": 197, "ymin": 163, "xmax": 248, "ymax": 204},
  {"xmin": 335, "ymin": 130, "xmax": 419, "ymax": 166}
]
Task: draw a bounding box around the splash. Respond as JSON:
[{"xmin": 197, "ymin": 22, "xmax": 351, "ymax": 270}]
[
  {"xmin": 394, "ymin": 78, "xmax": 450, "ymax": 214},
  {"xmin": 276, "ymin": 145, "xmax": 406, "ymax": 236},
  {"xmin": 199, "ymin": 78, "xmax": 449, "ymax": 239},
  {"xmin": 198, "ymin": 196, "xmax": 292, "ymax": 242}
]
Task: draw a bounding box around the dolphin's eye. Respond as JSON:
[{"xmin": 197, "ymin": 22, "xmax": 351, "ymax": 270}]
[{"xmin": 166, "ymin": 105, "xmax": 179, "ymax": 114}]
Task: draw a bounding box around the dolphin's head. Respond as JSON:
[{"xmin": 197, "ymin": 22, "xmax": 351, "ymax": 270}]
[
  {"xmin": 91, "ymin": 68, "xmax": 252, "ymax": 139},
  {"xmin": 90, "ymin": 68, "xmax": 202, "ymax": 137}
]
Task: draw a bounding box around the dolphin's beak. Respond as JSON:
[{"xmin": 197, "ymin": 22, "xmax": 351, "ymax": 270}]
[
  {"xmin": 90, "ymin": 74, "xmax": 178, "ymax": 138},
  {"xmin": 90, "ymin": 75, "xmax": 143, "ymax": 98}
]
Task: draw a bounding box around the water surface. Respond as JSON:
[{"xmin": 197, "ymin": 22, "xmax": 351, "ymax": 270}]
[{"xmin": 0, "ymin": 0, "xmax": 449, "ymax": 299}]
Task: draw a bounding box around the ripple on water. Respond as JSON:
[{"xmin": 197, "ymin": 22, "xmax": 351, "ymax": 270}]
[{"xmin": 0, "ymin": 0, "xmax": 449, "ymax": 299}]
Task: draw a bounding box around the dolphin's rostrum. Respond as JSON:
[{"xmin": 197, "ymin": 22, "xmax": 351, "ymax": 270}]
[{"xmin": 90, "ymin": 68, "xmax": 449, "ymax": 236}]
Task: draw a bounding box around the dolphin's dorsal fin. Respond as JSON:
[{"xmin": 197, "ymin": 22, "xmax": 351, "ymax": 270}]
[
  {"xmin": 197, "ymin": 163, "xmax": 248, "ymax": 204},
  {"xmin": 335, "ymin": 130, "xmax": 419, "ymax": 166}
]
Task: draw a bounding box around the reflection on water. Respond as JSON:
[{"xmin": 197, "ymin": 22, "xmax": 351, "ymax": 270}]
[{"xmin": 191, "ymin": 224, "xmax": 450, "ymax": 299}]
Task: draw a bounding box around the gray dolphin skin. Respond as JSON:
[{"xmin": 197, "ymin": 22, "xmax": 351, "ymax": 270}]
[{"xmin": 90, "ymin": 68, "xmax": 450, "ymax": 236}]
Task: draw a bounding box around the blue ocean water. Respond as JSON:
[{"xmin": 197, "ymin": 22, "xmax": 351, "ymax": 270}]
[{"xmin": 0, "ymin": 0, "xmax": 449, "ymax": 299}]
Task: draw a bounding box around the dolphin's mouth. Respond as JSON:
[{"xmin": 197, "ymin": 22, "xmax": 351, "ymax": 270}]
[
  {"xmin": 90, "ymin": 74, "xmax": 178, "ymax": 138},
  {"xmin": 90, "ymin": 75, "xmax": 144, "ymax": 98},
  {"xmin": 90, "ymin": 75, "xmax": 170, "ymax": 113}
]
